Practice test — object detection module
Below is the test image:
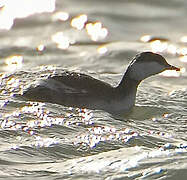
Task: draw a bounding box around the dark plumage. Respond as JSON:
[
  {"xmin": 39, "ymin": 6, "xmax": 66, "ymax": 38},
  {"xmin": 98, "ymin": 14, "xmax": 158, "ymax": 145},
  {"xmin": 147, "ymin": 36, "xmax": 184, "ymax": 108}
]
[{"xmin": 23, "ymin": 52, "xmax": 180, "ymax": 113}]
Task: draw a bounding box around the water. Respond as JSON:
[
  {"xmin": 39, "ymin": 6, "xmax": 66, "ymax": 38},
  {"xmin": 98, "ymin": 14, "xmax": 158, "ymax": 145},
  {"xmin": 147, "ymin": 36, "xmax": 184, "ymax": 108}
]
[{"xmin": 0, "ymin": 0, "xmax": 187, "ymax": 179}]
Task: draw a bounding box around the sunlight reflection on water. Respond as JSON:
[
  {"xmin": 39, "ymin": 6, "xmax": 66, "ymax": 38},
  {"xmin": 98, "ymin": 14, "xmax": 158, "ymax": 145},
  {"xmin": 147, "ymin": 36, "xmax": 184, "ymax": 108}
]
[
  {"xmin": 0, "ymin": 0, "xmax": 55, "ymax": 30},
  {"xmin": 140, "ymin": 34, "xmax": 187, "ymax": 56},
  {"xmin": 160, "ymin": 70, "xmax": 181, "ymax": 77},
  {"xmin": 86, "ymin": 22, "xmax": 108, "ymax": 41},
  {"xmin": 52, "ymin": 11, "xmax": 69, "ymax": 22},
  {"xmin": 71, "ymin": 14, "xmax": 88, "ymax": 30},
  {"xmin": 97, "ymin": 45, "xmax": 108, "ymax": 54},
  {"xmin": 180, "ymin": 36, "xmax": 187, "ymax": 43},
  {"xmin": 51, "ymin": 32, "xmax": 71, "ymax": 49},
  {"xmin": 5, "ymin": 55, "xmax": 23, "ymax": 71},
  {"xmin": 50, "ymin": 13, "xmax": 109, "ymax": 50}
]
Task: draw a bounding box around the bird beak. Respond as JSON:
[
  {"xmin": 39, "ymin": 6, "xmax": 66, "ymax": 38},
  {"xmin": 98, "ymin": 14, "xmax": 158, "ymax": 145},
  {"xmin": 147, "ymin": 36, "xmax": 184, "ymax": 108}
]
[{"xmin": 166, "ymin": 64, "xmax": 180, "ymax": 71}]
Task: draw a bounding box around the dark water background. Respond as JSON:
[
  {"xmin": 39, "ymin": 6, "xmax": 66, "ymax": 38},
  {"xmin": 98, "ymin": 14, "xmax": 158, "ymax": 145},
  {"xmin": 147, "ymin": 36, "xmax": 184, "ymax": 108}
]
[{"xmin": 0, "ymin": 0, "xmax": 187, "ymax": 179}]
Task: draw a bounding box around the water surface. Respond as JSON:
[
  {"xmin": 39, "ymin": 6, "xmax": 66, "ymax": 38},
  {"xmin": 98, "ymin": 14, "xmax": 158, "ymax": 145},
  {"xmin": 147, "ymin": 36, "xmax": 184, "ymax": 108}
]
[{"xmin": 0, "ymin": 0, "xmax": 187, "ymax": 179}]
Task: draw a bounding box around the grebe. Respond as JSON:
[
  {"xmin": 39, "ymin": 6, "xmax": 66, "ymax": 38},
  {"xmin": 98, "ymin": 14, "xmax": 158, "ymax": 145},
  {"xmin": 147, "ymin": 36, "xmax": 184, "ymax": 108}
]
[{"xmin": 23, "ymin": 52, "xmax": 180, "ymax": 113}]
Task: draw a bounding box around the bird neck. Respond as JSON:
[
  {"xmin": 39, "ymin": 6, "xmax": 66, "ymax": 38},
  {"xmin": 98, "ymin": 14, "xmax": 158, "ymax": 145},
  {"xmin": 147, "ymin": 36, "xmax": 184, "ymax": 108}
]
[
  {"xmin": 116, "ymin": 69, "xmax": 141, "ymax": 96},
  {"xmin": 109, "ymin": 71, "xmax": 141, "ymax": 113}
]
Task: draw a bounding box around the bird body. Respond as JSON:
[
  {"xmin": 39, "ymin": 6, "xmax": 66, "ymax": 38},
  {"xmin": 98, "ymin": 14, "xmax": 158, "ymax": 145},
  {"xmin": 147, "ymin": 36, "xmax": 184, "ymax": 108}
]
[{"xmin": 23, "ymin": 52, "xmax": 180, "ymax": 113}]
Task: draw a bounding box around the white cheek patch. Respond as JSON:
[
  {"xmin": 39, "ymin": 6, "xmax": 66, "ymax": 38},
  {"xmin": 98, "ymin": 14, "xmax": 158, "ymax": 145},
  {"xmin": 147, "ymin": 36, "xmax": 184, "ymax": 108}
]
[{"xmin": 129, "ymin": 62, "xmax": 165, "ymax": 81}]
